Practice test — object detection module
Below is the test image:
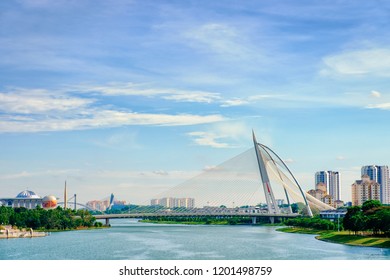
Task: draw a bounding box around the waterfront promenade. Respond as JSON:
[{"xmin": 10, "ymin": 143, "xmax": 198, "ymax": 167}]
[{"xmin": 0, "ymin": 225, "xmax": 47, "ymax": 239}]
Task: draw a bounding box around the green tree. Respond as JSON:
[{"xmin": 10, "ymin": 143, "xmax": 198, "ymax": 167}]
[
  {"xmin": 376, "ymin": 208, "xmax": 390, "ymax": 236},
  {"xmin": 365, "ymin": 206, "xmax": 390, "ymax": 236},
  {"xmin": 0, "ymin": 206, "xmax": 13, "ymax": 225},
  {"xmin": 291, "ymin": 203, "xmax": 299, "ymax": 213},
  {"xmin": 362, "ymin": 200, "xmax": 382, "ymax": 212},
  {"xmin": 343, "ymin": 206, "xmax": 366, "ymax": 235}
]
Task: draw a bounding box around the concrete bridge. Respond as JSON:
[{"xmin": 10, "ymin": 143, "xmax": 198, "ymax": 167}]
[{"xmin": 94, "ymin": 211, "xmax": 300, "ymax": 225}]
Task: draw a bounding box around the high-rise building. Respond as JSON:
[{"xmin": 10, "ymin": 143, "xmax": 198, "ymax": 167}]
[
  {"xmin": 86, "ymin": 199, "xmax": 110, "ymax": 211},
  {"xmin": 361, "ymin": 165, "xmax": 390, "ymax": 204},
  {"xmin": 315, "ymin": 171, "xmax": 341, "ymax": 201},
  {"xmin": 351, "ymin": 175, "xmax": 381, "ymax": 206},
  {"xmin": 151, "ymin": 197, "xmax": 195, "ymax": 208}
]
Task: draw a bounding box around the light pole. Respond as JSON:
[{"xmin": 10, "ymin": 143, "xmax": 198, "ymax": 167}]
[{"xmin": 337, "ymin": 213, "xmax": 340, "ymax": 232}]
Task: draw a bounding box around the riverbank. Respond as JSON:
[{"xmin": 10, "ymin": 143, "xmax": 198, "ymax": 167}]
[
  {"xmin": 37, "ymin": 225, "xmax": 109, "ymax": 233},
  {"xmin": 0, "ymin": 225, "xmax": 48, "ymax": 239},
  {"xmin": 0, "ymin": 224, "xmax": 109, "ymax": 238},
  {"xmin": 277, "ymin": 227, "xmax": 390, "ymax": 249}
]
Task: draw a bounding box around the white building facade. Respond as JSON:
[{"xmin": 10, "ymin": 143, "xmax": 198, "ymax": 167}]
[{"xmin": 315, "ymin": 171, "xmax": 341, "ymax": 201}]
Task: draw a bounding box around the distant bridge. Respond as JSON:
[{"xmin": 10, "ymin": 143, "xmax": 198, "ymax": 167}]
[
  {"xmin": 94, "ymin": 211, "xmax": 300, "ymax": 225},
  {"xmin": 57, "ymin": 202, "xmax": 94, "ymax": 211}
]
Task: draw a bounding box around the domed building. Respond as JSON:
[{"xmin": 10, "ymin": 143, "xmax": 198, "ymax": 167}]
[
  {"xmin": 16, "ymin": 190, "xmax": 41, "ymax": 199},
  {"xmin": 0, "ymin": 190, "xmax": 56, "ymax": 209}
]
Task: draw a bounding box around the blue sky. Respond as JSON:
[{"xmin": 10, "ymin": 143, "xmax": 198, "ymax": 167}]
[{"xmin": 1, "ymin": 0, "xmax": 390, "ymax": 204}]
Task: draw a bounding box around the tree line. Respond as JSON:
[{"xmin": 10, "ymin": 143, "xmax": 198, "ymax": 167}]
[
  {"xmin": 284, "ymin": 200, "xmax": 390, "ymax": 236},
  {"xmin": 284, "ymin": 216, "xmax": 337, "ymax": 230},
  {"xmin": 0, "ymin": 206, "xmax": 102, "ymax": 230},
  {"xmin": 343, "ymin": 200, "xmax": 390, "ymax": 236}
]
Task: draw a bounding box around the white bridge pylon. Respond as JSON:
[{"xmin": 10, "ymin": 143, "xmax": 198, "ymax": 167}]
[{"xmin": 252, "ymin": 130, "xmax": 335, "ymax": 217}]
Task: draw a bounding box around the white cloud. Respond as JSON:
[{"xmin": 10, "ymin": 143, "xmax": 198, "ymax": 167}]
[
  {"xmin": 219, "ymin": 94, "xmax": 286, "ymax": 108},
  {"xmin": 187, "ymin": 132, "xmax": 230, "ymax": 148},
  {"xmin": 187, "ymin": 122, "xmax": 249, "ymax": 148},
  {"xmin": 283, "ymin": 158, "xmax": 294, "ymax": 163},
  {"xmin": 0, "ymin": 88, "xmax": 92, "ymax": 114},
  {"xmin": 366, "ymin": 103, "xmax": 390, "ymax": 110},
  {"xmin": 0, "ymin": 110, "xmax": 225, "ymax": 133},
  {"xmin": 220, "ymin": 98, "xmax": 249, "ymax": 107},
  {"xmin": 162, "ymin": 91, "xmax": 220, "ymax": 103},
  {"xmin": 336, "ymin": 156, "xmax": 346, "ymax": 161},
  {"xmin": 0, "ymin": 87, "xmax": 225, "ymax": 133},
  {"xmin": 321, "ymin": 48, "xmax": 390, "ymax": 77},
  {"xmin": 248, "ymin": 94, "xmax": 284, "ymax": 101},
  {"xmin": 213, "ymin": 122, "xmax": 249, "ymax": 140},
  {"xmin": 370, "ymin": 90, "xmax": 381, "ymax": 98},
  {"xmin": 203, "ymin": 165, "xmax": 217, "ymax": 171},
  {"xmin": 74, "ymin": 83, "xmax": 221, "ymax": 104},
  {"xmin": 184, "ymin": 23, "xmax": 258, "ymax": 60}
]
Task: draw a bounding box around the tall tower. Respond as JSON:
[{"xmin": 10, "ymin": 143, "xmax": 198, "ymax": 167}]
[
  {"xmin": 362, "ymin": 165, "xmax": 390, "ymax": 204},
  {"xmin": 252, "ymin": 130, "xmax": 314, "ymax": 216},
  {"xmin": 315, "ymin": 171, "xmax": 340, "ymax": 201},
  {"xmin": 64, "ymin": 181, "xmax": 67, "ymax": 210},
  {"xmin": 252, "ymin": 131, "xmax": 280, "ymax": 214}
]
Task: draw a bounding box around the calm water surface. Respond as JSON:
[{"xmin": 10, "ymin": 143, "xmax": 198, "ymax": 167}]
[{"xmin": 1, "ymin": 219, "xmax": 389, "ymax": 260}]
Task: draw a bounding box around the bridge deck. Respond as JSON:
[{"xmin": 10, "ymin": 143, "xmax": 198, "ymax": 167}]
[{"xmin": 94, "ymin": 212, "xmax": 300, "ymax": 219}]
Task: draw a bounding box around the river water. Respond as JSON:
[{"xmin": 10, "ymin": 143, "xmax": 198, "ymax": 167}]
[{"xmin": 1, "ymin": 219, "xmax": 389, "ymax": 260}]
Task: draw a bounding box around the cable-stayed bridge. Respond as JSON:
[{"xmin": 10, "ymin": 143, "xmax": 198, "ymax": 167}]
[{"xmin": 94, "ymin": 131, "xmax": 334, "ymax": 224}]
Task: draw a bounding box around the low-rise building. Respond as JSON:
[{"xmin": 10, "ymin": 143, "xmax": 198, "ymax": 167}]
[
  {"xmin": 0, "ymin": 190, "xmax": 57, "ymax": 209},
  {"xmin": 319, "ymin": 209, "xmax": 347, "ymax": 221}
]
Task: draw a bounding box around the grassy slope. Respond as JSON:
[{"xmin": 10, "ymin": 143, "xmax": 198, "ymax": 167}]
[{"xmin": 277, "ymin": 227, "xmax": 390, "ymax": 249}]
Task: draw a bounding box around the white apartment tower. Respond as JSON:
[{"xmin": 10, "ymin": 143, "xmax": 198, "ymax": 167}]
[
  {"xmin": 315, "ymin": 171, "xmax": 341, "ymax": 201},
  {"xmin": 361, "ymin": 165, "xmax": 390, "ymax": 204}
]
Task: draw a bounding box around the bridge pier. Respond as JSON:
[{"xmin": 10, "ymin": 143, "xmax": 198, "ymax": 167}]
[
  {"xmin": 105, "ymin": 218, "xmax": 110, "ymax": 226},
  {"xmin": 252, "ymin": 217, "xmax": 257, "ymax": 225},
  {"xmin": 269, "ymin": 217, "xmax": 274, "ymax": 224}
]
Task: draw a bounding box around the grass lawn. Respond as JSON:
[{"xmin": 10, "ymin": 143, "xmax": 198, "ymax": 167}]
[{"xmin": 277, "ymin": 227, "xmax": 390, "ymax": 249}]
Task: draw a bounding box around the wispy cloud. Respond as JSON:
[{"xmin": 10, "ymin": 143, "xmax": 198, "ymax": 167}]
[
  {"xmin": 73, "ymin": 83, "xmax": 222, "ymax": 104},
  {"xmin": 0, "ymin": 87, "xmax": 93, "ymax": 114},
  {"xmin": 220, "ymin": 98, "xmax": 249, "ymax": 107},
  {"xmin": 370, "ymin": 90, "xmax": 381, "ymax": 98},
  {"xmin": 321, "ymin": 48, "xmax": 390, "ymax": 77},
  {"xmin": 0, "ymin": 87, "xmax": 225, "ymax": 133},
  {"xmin": 366, "ymin": 90, "xmax": 390, "ymax": 110},
  {"xmin": 0, "ymin": 110, "xmax": 225, "ymax": 133},
  {"xmin": 184, "ymin": 23, "xmax": 251, "ymax": 59},
  {"xmin": 187, "ymin": 131, "xmax": 230, "ymax": 148},
  {"xmin": 366, "ymin": 103, "xmax": 390, "ymax": 110},
  {"xmin": 220, "ymin": 94, "xmax": 293, "ymax": 108},
  {"xmin": 187, "ymin": 122, "xmax": 249, "ymax": 148}
]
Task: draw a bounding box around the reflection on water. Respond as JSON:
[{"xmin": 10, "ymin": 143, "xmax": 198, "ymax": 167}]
[{"xmin": 1, "ymin": 219, "xmax": 389, "ymax": 260}]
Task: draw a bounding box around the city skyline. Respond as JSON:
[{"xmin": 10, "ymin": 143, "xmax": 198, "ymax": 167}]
[{"xmin": 1, "ymin": 0, "xmax": 390, "ymax": 204}]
